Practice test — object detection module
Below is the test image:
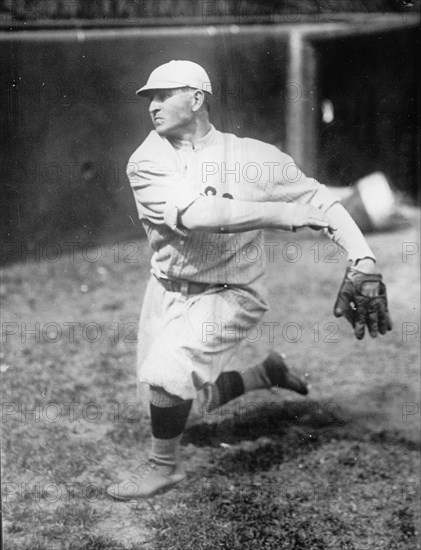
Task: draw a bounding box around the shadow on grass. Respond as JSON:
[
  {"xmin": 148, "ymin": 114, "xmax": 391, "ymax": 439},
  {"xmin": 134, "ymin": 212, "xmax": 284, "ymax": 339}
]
[
  {"xmin": 183, "ymin": 398, "xmax": 344, "ymax": 446},
  {"xmin": 182, "ymin": 398, "xmax": 418, "ymax": 473}
]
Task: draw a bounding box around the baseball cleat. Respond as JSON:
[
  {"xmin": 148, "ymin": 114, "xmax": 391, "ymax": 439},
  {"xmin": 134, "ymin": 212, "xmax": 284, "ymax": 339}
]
[
  {"xmin": 263, "ymin": 351, "xmax": 309, "ymax": 395},
  {"xmin": 106, "ymin": 461, "xmax": 186, "ymax": 500}
]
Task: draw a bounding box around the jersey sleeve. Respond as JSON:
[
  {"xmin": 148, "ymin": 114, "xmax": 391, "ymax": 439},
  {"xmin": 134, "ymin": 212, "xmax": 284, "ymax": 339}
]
[
  {"xmin": 253, "ymin": 145, "xmax": 374, "ymax": 261},
  {"xmin": 126, "ymin": 158, "xmax": 201, "ymax": 235},
  {"xmin": 250, "ymin": 143, "xmax": 339, "ymax": 212}
]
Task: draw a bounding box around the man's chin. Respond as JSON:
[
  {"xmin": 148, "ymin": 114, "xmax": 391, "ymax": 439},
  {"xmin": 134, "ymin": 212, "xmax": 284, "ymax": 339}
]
[
  {"xmin": 155, "ymin": 126, "xmax": 180, "ymax": 139},
  {"xmin": 155, "ymin": 126, "xmax": 170, "ymax": 136}
]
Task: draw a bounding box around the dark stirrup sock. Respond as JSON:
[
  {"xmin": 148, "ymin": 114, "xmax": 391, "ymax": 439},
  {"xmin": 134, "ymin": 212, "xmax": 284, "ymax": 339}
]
[
  {"xmin": 206, "ymin": 371, "xmax": 245, "ymax": 411},
  {"xmin": 206, "ymin": 367, "xmax": 270, "ymax": 411},
  {"xmin": 149, "ymin": 386, "xmax": 193, "ymax": 468},
  {"xmin": 206, "ymin": 352, "xmax": 308, "ymax": 411},
  {"xmin": 150, "ymin": 401, "xmax": 193, "ymax": 439}
]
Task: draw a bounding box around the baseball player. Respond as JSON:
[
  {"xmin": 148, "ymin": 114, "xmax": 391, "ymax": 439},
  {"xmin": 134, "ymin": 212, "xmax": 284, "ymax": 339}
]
[{"xmin": 107, "ymin": 60, "xmax": 392, "ymax": 500}]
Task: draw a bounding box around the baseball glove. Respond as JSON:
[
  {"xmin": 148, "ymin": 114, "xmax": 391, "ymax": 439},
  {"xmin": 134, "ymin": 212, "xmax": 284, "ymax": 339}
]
[{"xmin": 334, "ymin": 267, "xmax": 392, "ymax": 340}]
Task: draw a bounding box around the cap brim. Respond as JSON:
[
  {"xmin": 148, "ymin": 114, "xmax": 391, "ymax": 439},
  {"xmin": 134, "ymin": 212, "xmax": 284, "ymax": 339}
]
[
  {"xmin": 135, "ymin": 81, "xmax": 189, "ymax": 96},
  {"xmin": 136, "ymin": 81, "xmax": 212, "ymax": 96}
]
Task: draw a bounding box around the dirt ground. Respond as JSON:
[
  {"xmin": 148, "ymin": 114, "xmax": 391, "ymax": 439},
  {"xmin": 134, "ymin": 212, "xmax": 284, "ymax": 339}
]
[{"xmin": 1, "ymin": 212, "xmax": 420, "ymax": 550}]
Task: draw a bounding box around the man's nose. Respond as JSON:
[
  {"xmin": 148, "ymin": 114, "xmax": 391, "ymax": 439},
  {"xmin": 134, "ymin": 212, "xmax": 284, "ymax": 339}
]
[{"xmin": 149, "ymin": 98, "xmax": 161, "ymax": 114}]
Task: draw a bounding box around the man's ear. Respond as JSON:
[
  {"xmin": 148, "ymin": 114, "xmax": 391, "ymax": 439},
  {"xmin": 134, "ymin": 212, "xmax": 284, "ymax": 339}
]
[{"xmin": 191, "ymin": 89, "xmax": 205, "ymax": 112}]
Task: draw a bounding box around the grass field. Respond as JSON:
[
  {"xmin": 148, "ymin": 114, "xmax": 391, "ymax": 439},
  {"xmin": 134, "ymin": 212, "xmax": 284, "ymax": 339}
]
[{"xmin": 1, "ymin": 214, "xmax": 420, "ymax": 550}]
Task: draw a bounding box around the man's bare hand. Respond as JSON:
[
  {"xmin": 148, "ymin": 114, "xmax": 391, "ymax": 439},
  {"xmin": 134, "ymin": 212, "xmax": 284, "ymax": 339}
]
[{"xmin": 292, "ymin": 204, "xmax": 338, "ymax": 232}]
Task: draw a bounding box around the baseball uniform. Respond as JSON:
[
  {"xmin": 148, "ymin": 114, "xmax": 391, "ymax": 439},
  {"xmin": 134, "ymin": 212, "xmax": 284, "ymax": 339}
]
[{"xmin": 107, "ymin": 60, "xmax": 390, "ymax": 501}]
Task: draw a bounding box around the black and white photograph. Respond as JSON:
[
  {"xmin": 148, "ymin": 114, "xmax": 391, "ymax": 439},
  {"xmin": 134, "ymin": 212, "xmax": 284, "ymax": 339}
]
[{"xmin": 1, "ymin": 1, "xmax": 420, "ymax": 549}]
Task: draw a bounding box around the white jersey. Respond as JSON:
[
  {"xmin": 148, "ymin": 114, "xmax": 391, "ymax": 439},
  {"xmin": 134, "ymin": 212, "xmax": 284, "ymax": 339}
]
[{"xmin": 127, "ymin": 124, "xmax": 338, "ymax": 285}]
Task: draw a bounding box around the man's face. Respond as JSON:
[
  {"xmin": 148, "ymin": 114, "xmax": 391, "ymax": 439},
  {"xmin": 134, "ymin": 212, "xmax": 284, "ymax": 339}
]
[{"xmin": 148, "ymin": 88, "xmax": 195, "ymax": 138}]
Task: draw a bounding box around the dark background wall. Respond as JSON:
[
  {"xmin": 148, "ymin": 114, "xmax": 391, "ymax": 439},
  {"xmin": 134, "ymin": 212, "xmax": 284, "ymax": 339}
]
[
  {"xmin": 1, "ymin": 26, "xmax": 292, "ymax": 247},
  {"xmin": 314, "ymin": 28, "xmax": 419, "ymax": 192}
]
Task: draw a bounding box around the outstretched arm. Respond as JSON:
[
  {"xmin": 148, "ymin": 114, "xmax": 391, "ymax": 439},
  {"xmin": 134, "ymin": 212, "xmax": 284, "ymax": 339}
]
[
  {"xmin": 179, "ymin": 195, "xmax": 337, "ymax": 233},
  {"xmin": 180, "ymin": 191, "xmax": 392, "ymax": 341}
]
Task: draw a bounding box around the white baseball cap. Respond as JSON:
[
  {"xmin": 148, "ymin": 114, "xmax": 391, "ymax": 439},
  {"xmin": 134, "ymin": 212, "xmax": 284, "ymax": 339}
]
[{"xmin": 136, "ymin": 60, "xmax": 213, "ymax": 96}]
